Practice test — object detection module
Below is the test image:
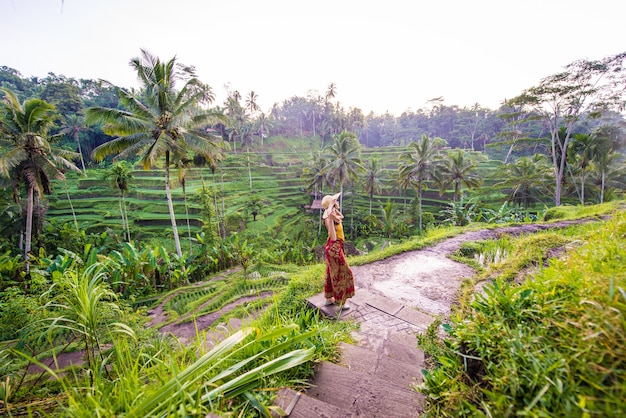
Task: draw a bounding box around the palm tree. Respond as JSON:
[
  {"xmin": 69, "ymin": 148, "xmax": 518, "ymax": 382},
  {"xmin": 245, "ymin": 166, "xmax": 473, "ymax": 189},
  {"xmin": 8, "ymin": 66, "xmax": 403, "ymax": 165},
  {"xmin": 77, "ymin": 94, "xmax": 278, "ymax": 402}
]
[
  {"xmin": 399, "ymin": 134, "xmax": 444, "ymax": 232},
  {"xmin": 102, "ymin": 161, "xmax": 134, "ymax": 242},
  {"xmin": 255, "ymin": 112, "xmax": 271, "ymax": 147},
  {"xmin": 325, "ymin": 83, "xmax": 337, "ymax": 103},
  {"xmin": 568, "ymin": 133, "xmax": 595, "ymax": 205},
  {"xmin": 588, "ymin": 128, "xmax": 619, "ymax": 204},
  {"xmin": 86, "ymin": 50, "xmax": 224, "ymax": 257},
  {"xmin": 60, "ymin": 114, "xmax": 90, "ymax": 175},
  {"xmin": 301, "ymin": 150, "xmax": 329, "ymax": 235},
  {"xmin": 380, "ymin": 199, "xmax": 396, "ymax": 238},
  {"xmin": 224, "ymin": 91, "xmax": 245, "ymax": 154},
  {"xmin": 362, "ymin": 158, "xmax": 384, "ymax": 215},
  {"xmin": 323, "ymin": 130, "xmax": 363, "ymax": 206},
  {"xmin": 591, "ymin": 151, "xmax": 625, "ymax": 204},
  {"xmin": 435, "ymin": 149, "xmax": 482, "ymax": 201},
  {"xmin": 245, "ymin": 91, "xmax": 260, "ymax": 116},
  {"xmin": 0, "ymin": 88, "xmax": 80, "ymax": 273},
  {"xmin": 390, "ymin": 169, "xmax": 412, "ymax": 207},
  {"xmin": 495, "ymin": 154, "xmax": 551, "ymax": 208},
  {"xmin": 174, "ymin": 155, "xmax": 194, "ymax": 251},
  {"xmin": 193, "ymin": 145, "xmax": 227, "ymax": 238}
]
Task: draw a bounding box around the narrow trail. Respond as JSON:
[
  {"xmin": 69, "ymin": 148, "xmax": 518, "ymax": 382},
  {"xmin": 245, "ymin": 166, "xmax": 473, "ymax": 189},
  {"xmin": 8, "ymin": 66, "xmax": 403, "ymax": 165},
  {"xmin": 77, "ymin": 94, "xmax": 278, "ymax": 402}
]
[{"xmin": 350, "ymin": 218, "xmax": 590, "ymax": 317}]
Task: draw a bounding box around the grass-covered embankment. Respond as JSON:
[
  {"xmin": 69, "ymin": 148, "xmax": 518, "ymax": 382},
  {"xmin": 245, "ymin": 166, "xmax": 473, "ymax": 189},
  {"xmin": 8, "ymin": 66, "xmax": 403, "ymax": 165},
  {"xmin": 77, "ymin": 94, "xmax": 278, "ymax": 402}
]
[{"xmin": 419, "ymin": 206, "xmax": 625, "ymax": 417}]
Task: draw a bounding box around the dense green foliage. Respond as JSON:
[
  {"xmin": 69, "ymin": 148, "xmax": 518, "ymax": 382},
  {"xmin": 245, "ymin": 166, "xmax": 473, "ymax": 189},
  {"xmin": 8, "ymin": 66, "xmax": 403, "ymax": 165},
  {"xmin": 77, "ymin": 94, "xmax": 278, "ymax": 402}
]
[{"xmin": 419, "ymin": 207, "xmax": 626, "ymax": 417}]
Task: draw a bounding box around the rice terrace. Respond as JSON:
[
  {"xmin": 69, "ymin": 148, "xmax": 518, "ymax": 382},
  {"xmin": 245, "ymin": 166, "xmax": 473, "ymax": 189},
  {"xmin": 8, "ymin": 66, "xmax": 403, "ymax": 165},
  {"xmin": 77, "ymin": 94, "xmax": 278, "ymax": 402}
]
[{"xmin": 0, "ymin": 50, "xmax": 625, "ymax": 417}]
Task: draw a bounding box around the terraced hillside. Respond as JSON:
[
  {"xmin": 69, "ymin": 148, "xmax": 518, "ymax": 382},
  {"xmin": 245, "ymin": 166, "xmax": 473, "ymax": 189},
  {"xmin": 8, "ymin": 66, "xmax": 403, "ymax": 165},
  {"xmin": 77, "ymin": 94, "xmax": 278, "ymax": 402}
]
[{"xmin": 46, "ymin": 139, "xmax": 507, "ymax": 242}]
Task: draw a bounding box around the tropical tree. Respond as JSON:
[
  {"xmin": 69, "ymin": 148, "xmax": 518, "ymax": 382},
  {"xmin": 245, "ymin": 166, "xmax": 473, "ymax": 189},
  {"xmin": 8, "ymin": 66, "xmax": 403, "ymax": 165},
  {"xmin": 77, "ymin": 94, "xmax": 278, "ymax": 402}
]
[
  {"xmin": 568, "ymin": 133, "xmax": 596, "ymax": 205},
  {"xmin": 590, "ymin": 151, "xmax": 626, "ymax": 203},
  {"xmin": 193, "ymin": 143, "xmax": 227, "ymax": 238},
  {"xmin": 380, "ymin": 199, "xmax": 396, "ymax": 238},
  {"xmin": 59, "ymin": 114, "xmax": 90, "ymax": 174},
  {"xmin": 495, "ymin": 154, "xmax": 552, "ymax": 208},
  {"xmin": 245, "ymin": 91, "xmax": 260, "ymax": 116},
  {"xmin": 173, "ymin": 155, "xmax": 195, "ymax": 251},
  {"xmin": 259, "ymin": 112, "xmax": 273, "ymax": 146},
  {"xmin": 389, "ymin": 169, "xmax": 412, "ymax": 207},
  {"xmin": 0, "ymin": 88, "xmax": 80, "ymax": 273},
  {"xmin": 86, "ymin": 50, "xmax": 224, "ymax": 257},
  {"xmin": 102, "ymin": 161, "xmax": 134, "ymax": 242},
  {"xmin": 224, "ymin": 90, "xmax": 245, "ymax": 153},
  {"xmin": 300, "ymin": 150, "xmax": 328, "ymax": 234},
  {"xmin": 399, "ymin": 134, "xmax": 445, "ymax": 232},
  {"xmin": 508, "ymin": 52, "xmax": 626, "ymax": 206},
  {"xmin": 325, "ymin": 83, "xmax": 337, "ymax": 103},
  {"xmin": 323, "ymin": 130, "xmax": 363, "ymax": 205},
  {"xmin": 435, "ymin": 149, "xmax": 482, "ymax": 202},
  {"xmin": 362, "ymin": 158, "xmax": 384, "ymax": 215},
  {"xmin": 590, "ymin": 125, "xmax": 625, "ymax": 203}
]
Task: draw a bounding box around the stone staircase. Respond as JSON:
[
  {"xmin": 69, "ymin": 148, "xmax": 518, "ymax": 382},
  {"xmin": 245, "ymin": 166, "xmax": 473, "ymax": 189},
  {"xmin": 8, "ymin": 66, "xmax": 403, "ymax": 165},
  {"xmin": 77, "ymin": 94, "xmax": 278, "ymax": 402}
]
[{"xmin": 272, "ymin": 291, "xmax": 434, "ymax": 417}]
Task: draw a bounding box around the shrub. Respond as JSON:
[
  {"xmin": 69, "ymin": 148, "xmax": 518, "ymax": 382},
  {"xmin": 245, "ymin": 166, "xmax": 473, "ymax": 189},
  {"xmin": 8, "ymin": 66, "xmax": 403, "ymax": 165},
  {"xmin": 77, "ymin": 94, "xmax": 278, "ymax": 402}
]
[{"xmin": 542, "ymin": 206, "xmax": 571, "ymax": 221}]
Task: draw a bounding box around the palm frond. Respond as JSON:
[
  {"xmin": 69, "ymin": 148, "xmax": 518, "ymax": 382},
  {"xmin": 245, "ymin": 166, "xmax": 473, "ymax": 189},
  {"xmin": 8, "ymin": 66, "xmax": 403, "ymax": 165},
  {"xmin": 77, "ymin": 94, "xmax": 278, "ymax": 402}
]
[{"xmin": 92, "ymin": 134, "xmax": 150, "ymax": 162}]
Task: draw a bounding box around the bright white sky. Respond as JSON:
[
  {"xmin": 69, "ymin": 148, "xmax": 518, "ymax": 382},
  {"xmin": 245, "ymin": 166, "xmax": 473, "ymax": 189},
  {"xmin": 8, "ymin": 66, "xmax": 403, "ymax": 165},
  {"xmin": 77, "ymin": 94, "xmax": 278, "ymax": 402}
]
[{"xmin": 1, "ymin": 0, "xmax": 625, "ymax": 116}]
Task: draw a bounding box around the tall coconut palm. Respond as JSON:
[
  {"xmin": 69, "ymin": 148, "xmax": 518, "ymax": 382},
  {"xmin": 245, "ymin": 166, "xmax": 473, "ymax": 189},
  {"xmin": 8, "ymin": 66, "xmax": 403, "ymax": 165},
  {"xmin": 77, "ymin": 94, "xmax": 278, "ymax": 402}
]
[
  {"xmin": 193, "ymin": 144, "xmax": 227, "ymax": 238},
  {"xmin": 399, "ymin": 134, "xmax": 444, "ymax": 232},
  {"xmin": 301, "ymin": 150, "xmax": 329, "ymax": 234},
  {"xmin": 102, "ymin": 161, "xmax": 134, "ymax": 242},
  {"xmin": 255, "ymin": 112, "xmax": 271, "ymax": 147},
  {"xmin": 60, "ymin": 114, "xmax": 90, "ymax": 175},
  {"xmin": 0, "ymin": 88, "xmax": 80, "ymax": 272},
  {"xmin": 173, "ymin": 155, "xmax": 194, "ymax": 251},
  {"xmin": 435, "ymin": 149, "xmax": 482, "ymax": 201},
  {"xmin": 325, "ymin": 83, "xmax": 337, "ymax": 103},
  {"xmin": 245, "ymin": 91, "xmax": 260, "ymax": 116},
  {"xmin": 323, "ymin": 130, "xmax": 363, "ymax": 206},
  {"xmin": 362, "ymin": 158, "xmax": 384, "ymax": 215},
  {"xmin": 86, "ymin": 50, "xmax": 224, "ymax": 257},
  {"xmin": 390, "ymin": 169, "xmax": 412, "ymax": 207}
]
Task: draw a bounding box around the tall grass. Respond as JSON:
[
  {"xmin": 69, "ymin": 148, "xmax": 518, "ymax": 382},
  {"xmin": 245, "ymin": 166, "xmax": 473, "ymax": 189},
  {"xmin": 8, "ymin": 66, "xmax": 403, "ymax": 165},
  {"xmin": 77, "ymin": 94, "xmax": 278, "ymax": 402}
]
[
  {"xmin": 50, "ymin": 325, "xmax": 315, "ymax": 417},
  {"xmin": 419, "ymin": 210, "xmax": 626, "ymax": 417}
]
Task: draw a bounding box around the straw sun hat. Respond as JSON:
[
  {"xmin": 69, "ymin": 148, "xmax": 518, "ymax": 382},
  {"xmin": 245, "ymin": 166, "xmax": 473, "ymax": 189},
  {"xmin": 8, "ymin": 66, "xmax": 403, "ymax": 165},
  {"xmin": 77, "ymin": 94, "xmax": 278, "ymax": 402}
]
[{"xmin": 321, "ymin": 192, "xmax": 341, "ymax": 219}]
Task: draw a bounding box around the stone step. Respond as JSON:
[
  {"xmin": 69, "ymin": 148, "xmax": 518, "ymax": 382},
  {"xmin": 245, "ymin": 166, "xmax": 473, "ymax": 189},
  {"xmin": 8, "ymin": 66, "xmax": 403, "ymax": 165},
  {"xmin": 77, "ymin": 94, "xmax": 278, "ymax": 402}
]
[
  {"xmin": 272, "ymin": 387, "xmax": 356, "ymax": 418},
  {"xmin": 351, "ymin": 325, "xmax": 425, "ymax": 365},
  {"xmin": 339, "ymin": 342, "xmax": 424, "ymax": 388},
  {"xmin": 307, "ymin": 360, "xmax": 423, "ymax": 417},
  {"xmin": 356, "ymin": 292, "xmax": 434, "ymax": 331}
]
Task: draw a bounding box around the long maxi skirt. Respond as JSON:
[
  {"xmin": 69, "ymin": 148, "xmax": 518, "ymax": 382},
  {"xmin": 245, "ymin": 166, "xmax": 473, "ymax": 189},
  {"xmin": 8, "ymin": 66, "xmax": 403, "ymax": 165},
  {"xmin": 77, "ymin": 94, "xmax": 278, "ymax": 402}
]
[{"xmin": 324, "ymin": 238, "xmax": 355, "ymax": 304}]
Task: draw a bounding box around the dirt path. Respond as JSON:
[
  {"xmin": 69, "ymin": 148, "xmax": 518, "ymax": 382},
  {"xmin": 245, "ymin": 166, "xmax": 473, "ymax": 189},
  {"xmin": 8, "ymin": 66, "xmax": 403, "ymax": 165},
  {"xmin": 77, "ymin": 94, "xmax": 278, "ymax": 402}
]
[{"xmin": 350, "ymin": 219, "xmax": 591, "ymax": 317}]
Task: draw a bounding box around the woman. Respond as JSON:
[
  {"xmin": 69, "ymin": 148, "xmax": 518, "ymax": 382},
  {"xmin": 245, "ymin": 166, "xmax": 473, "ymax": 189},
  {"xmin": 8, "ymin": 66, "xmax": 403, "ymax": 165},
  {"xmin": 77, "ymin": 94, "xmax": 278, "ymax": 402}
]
[{"xmin": 321, "ymin": 192, "xmax": 355, "ymax": 309}]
